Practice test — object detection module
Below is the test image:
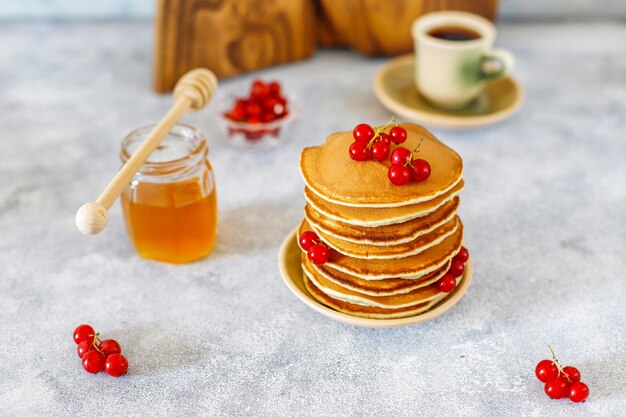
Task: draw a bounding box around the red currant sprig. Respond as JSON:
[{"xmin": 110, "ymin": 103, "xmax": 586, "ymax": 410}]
[
  {"xmin": 299, "ymin": 231, "xmax": 330, "ymax": 265},
  {"xmin": 388, "ymin": 137, "xmax": 431, "ymax": 186},
  {"xmin": 436, "ymin": 246, "xmax": 469, "ymax": 293},
  {"xmin": 349, "ymin": 117, "xmax": 432, "ymax": 187},
  {"xmin": 535, "ymin": 346, "xmax": 589, "ymax": 402},
  {"xmin": 73, "ymin": 324, "xmax": 128, "ymax": 377},
  {"xmin": 349, "ymin": 115, "xmax": 402, "ymax": 163}
]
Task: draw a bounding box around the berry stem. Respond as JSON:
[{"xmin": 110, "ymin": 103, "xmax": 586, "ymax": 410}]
[
  {"xmin": 414, "ymin": 137, "xmax": 424, "ymax": 153},
  {"xmin": 403, "ymin": 137, "xmax": 425, "ymax": 167},
  {"xmin": 91, "ymin": 332, "xmax": 104, "ymax": 355},
  {"xmin": 548, "ymin": 345, "xmax": 572, "ymax": 383},
  {"xmin": 374, "ymin": 114, "xmax": 396, "ymax": 135},
  {"xmin": 365, "ymin": 114, "xmax": 397, "ymax": 150}
]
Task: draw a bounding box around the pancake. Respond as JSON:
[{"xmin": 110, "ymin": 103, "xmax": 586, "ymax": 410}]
[
  {"xmin": 304, "ymin": 180, "xmax": 464, "ymax": 227},
  {"xmin": 299, "ymin": 217, "xmax": 460, "ymax": 260},
  {"xmin": 305, "ymin": 197, "xmax": 459, "ymax": 246},
  {"xmin": 324, "ymin": 220, "xmax": 463, "ymax": 279},
  {"xmin": 303, "ymin": 262, "xmax": 442, "ymax": 309},
  {"xmin": 304, "ymin": 276, "xmax": 457, "ymax": 319},
  {"xmin": 302, "ymin": 253, "xmax": 450, "ymax": 296},
  {"xmin": 300, "ymin": 123, "xmax": 463, "ymax": 207}
]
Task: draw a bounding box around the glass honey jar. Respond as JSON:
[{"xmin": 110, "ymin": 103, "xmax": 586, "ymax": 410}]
[{"xmin": 120, "ymin": 124, "xmax": 217, "ymax": 264}]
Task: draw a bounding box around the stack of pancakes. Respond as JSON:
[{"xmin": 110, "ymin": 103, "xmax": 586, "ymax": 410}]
[{"xmin": 297, "ymin": 123, "xmax": 467, "ymax": 319}]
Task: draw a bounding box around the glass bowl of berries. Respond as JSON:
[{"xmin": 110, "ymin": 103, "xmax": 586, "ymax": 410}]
[{"xmin": 217, "ymin": 79, "xmax": 298, "ymax": 149}]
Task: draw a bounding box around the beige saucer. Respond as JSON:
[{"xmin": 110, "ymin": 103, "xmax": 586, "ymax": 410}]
[
  {"xmin": 373, "ymin": 54, "xmax": 524, "ymax": 129},
  {"xmin": 278, "ymin": 228, "xmax": 473, "ymax": 328}
]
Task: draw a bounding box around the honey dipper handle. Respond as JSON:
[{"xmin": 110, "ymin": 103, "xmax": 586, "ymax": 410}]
[
  {"xmin": 96, "ymin": 98, "xmax": 191, "ymax": 210},
  {"xmin": 76, "ymin": 68, "xmax": 218, "ymax": 235}
]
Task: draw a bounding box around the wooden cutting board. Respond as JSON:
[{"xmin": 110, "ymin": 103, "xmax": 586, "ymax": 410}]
[
  {"xmin": 317, "ymin": 0, "xmax": 498, "ymax": 56},
  {"xmin": 153, "ymin": 0, "xmax": 317, "ymax": 92}
]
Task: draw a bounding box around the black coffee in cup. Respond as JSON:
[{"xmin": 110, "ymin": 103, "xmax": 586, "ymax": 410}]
[{"xmin": 427, "ymin": 25, "xmax": 481, "ymax": 41}]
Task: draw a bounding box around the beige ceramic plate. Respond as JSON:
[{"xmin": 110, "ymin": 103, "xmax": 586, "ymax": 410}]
[
  {"xmin": 278, "ymin": 228, "xmax": 473, "ymax": 328},
  {"xmin": 373, "ymin": 54, "xmax": 524, "ymax": 129}
]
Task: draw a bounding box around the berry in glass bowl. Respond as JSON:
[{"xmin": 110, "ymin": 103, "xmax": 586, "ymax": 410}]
[{"xmin": 218, "ymin": 79, "xmax": 298, "ymax": 149}]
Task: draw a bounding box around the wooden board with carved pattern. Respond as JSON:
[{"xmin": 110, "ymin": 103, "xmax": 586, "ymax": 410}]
[
  {"xmin": 317, "ymin": 0, "xmax": 498, "ymax": 56},
  {"xmin": 153, "ymin": 0, "xmax": 317, "ymax": 92}
]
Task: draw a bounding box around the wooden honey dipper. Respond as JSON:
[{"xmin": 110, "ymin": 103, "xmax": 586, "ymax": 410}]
[{"xmin": 76, "ymin": 68, "xmax": 218, "ymax": 235}]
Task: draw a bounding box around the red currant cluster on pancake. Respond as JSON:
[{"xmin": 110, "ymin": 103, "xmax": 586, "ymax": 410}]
[
  {"xmin": 436, "ymin": 246, "xmax": 469, "ymax": 293},
  {"xmin": 73, "ymin": 324, "xmax": 128, "ymax": 377},
  {"xmin": 535, "ymin": 347, "xmax": 589, "ymax": 402},
  {"xmin": 224, "ymin": 79, "xmax": 288, "ymax": 124},
  {"xmin": 349, "ymin": 117, "xmax": 431, "ymax": 186},
  {"xmin": 299, "ymin": 230, "xmax": 330, "ymax": 265}
]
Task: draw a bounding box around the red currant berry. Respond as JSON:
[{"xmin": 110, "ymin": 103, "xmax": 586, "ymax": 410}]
[
  {"xmin": 388, "ymin": 164, "xmax": 412, "ymax": 186},
  {"xmin": 299, "ymin": 231, "xmax": 319, "ymax": 251},
  {"xmin": 234, "ymin": 98, "xmax": 247, "ymax": 109},
  {"xmin": 251, "ymin": 79, "xmax": 269, "ymax": 98},
  {"xmin": 545, "ymin": 377, "xmax": 569, "ymax": 399},
  {"xmin": 262, "ymin": 97, "xmax": 278, "ymax": 112},
  {"xmin": 349, "ymin": 141, "xmax": 370, "ymax": 161},
  {"xmin": 449, "ymin": 258, "xmax": 465, "ymax": 277},
  {"xmin": 410, "ymin": 159, "xmax": 431, "ymax": 182},
  {"xmin": 82, "ymin": 350, "xmax": 105, "ymax": 374},
  {"xmin": 371, "ymin": 141, "xmax": 390, "ymax": 161},
  {"xmin": 562, "ymin": 366, "xmax": 581, "ymax": 384},
  {"xmin": 261, "ymin": 112, "xmax": 276, "ymax": 123},
  {"xmin": 568, "ymin": 382, "xmax": 589, "ymax": 403},
  {"xmin": 73, "ymin": 324, "xmax": 95, "ymax": 345},
  {"xmin": 437, "ymin": 273, "xmax": 457, "ymax": 293},
  {"xmin": 105, "ymin": 353, "xmax": 128, "ymax": 377},
  {"xmin": 275, "ymin": 96, "xmax": 287, "ymax": 107},
  {"xmin": 377, "ymin": 132, "xmax": 391, "ymax": 145},
  {"xmin": 454, "ymin": 247, "xmax": 469, "ymax": 264},
  {"xmin": 268, "ymin": 81, "xmax": 281, "ymax": 96},
  {"xmin": 390, "ymin": 147, "xmax": 411, "ymax": 165},
  {"xmin": 389, "ymin": 126, "xmax": 408, "ymax": 144},
  {"xmin": 535, "ymin": 360, "xmax": 559, "ymax": 383},
  {"xmin": 308, "ymin": 244, "xmax": 330, "ymax": 265},
  {"xmin": 77, "ymin": 340, "xmax": 93, "ymax": 359},
  {"xmin": 99, "ymin": 339, "xmax": 122, "ymax": 357},
  {"xmin": 226, "ymin": 111, "xmax": 244, "ymax": 122},
  {"xmin": 353, "ymin": 124, "xmax": 375, "ymax": 143},
  {"xmin": 245, "ymin": 101, "xmax": 262, "ymax": 117}
]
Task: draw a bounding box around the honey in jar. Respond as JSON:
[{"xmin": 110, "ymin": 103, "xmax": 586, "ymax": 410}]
[{"xmin": 120, "ymin": 124, "xmax": 217, "ymax": 264}]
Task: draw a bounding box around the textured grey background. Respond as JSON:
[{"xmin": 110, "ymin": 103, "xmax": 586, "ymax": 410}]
[
  {"xmin": 0, "ymin": 21, "xmax": 625, "ymax": 416},
  {"xmin": 1, "ymin": 0, "xmax": 626, "ymax": 20}
]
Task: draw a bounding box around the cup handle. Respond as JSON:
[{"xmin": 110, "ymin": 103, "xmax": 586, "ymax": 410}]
[{"xmin": 479, "ymin": 49, "xmax": 515, "ymax": 80}]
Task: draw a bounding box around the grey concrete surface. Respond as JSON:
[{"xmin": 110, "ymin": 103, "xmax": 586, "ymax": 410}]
[{"xmin": 0, "ymin": 21, "xmax": 625, "ymax": 417}]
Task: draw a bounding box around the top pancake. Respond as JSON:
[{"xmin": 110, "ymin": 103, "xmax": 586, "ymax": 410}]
[{"xmin": 300, "ymin": 123, "xmax": 463, "ymax": 207}]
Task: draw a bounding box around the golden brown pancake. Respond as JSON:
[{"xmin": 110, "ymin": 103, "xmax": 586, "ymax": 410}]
[
  {"xmin": 305, "ymin": 197, "xmax": 459, "ymax": 246},
  {"xmin": 324, "ymin": 220, "xmax": 463, "ymax": 279},
  {"xmin": 302, "ymin": 254, "xmax": 448, "ymax": 298},
  {"xmin": 302, "ymin": 253, "xmax": 450, "ymax": 296},
  {"xmin": 304, "ymin": 276, "xmax": 453, "ymax": 319},
  {"xmin": 303, "ymin": 263, "xmax": 442, "ymax": 308},
  {"xmin": 304, "ymin": 180, "xmax": 464, "ymax": 227},
  {"xmin": 300, "ymin": 123, "xmax": 463, "ymax": 207},
  {"xmin": 299, "ymin": 217, "xmax": 460, "ymax": 260}
]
